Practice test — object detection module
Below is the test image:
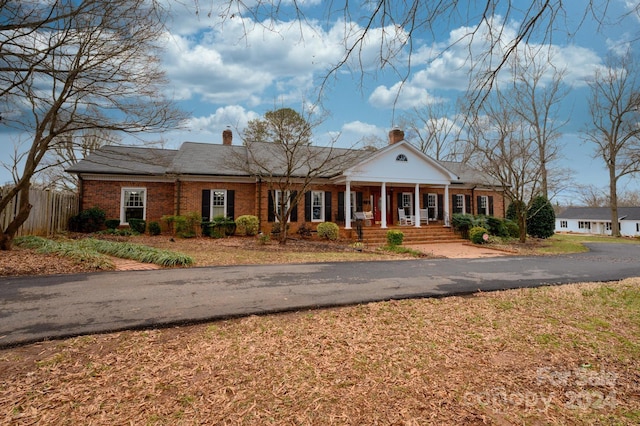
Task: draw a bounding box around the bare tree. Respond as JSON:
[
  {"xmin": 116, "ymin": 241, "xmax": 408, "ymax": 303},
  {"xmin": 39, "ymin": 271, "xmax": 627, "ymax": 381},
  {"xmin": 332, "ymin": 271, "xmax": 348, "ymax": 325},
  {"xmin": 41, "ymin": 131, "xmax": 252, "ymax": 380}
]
[
  {"xmin": 399, "ymin": 102, "xmax": 469, "ymax": 162},
  {"xmin": 467, "ymin": 87, "xmax": 544, "ymax": 242},
  {"xmin": 34, "ymin": 129, "xmax": 122, "ymax": 192},
  {"xmin": 239, "ymin": 108, "xmax": 361, "ymax": 244},
  {"xmin": 0, "ymin": 0, "xmax": 185, "ymax": 250},
  {"xmin": 575, "ymin": 184, "xmax": 609, "ymax": 207},
  {"xmin": 507, "ymin": 46, "xmax": 569, "ymax": 199},
  {"xmin": 582, "ymin": 52, "xmax": 640, "ymax": 237}
]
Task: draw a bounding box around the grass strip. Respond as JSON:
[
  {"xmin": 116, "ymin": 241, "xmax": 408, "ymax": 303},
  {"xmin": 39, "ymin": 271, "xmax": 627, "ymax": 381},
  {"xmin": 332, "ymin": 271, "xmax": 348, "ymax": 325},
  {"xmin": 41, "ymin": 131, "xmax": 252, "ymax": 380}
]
[
  {"xmin": 14, "ymin": 236, "xmax": 114, "ymax": 270},
  {"xmin": 78, "ymin": 238, "xmax": 194, "ymax": 267}
]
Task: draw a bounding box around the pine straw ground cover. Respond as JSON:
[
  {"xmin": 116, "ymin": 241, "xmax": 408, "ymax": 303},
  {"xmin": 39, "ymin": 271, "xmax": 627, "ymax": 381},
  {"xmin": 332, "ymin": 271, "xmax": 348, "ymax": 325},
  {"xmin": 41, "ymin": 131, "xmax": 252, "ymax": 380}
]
[{"xmin": 1, "ymin": 279, "xmax": 639, "ymax": 425}]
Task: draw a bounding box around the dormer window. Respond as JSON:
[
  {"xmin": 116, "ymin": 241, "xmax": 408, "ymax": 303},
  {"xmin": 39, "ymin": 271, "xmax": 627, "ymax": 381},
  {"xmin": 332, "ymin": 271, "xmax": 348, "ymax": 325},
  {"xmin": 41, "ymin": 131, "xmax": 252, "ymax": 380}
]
[{"xmin": 396, "ymin": 154, "xmax": 408, "ymax": 162}]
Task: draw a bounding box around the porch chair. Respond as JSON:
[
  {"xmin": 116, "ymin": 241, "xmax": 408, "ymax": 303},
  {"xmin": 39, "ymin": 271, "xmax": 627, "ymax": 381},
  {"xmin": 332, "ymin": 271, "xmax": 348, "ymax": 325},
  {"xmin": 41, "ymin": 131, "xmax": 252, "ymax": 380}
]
[
  {"xmin": 398, "ymin": 208, "xmax": 414, "ymax": 226},
  {"xmin": 419, "ymin": 208, "xmax": 429, "ymax": 225}
]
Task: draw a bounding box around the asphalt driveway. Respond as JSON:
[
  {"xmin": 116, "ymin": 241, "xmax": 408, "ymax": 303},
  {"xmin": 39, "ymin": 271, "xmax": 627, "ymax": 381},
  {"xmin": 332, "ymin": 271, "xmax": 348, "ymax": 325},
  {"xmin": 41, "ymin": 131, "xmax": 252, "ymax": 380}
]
[{"xmin": 1, "ymin": 243, "xmax": 639, "ymax": 348}]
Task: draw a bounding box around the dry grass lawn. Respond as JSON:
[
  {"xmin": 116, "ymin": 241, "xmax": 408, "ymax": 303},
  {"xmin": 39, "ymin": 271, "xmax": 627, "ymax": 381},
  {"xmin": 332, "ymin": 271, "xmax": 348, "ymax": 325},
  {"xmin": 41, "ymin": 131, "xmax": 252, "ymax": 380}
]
[{"xmin": 1, "ymin": 278, "xmax": 639, "ymax": 425}]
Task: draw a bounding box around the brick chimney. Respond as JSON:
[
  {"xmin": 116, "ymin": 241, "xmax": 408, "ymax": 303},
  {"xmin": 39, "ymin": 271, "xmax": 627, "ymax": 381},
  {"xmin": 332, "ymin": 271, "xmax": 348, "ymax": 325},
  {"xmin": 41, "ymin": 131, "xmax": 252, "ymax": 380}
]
[
  {"xmin": 222, "ymin": 128, "xmax": 233, "ymax": 145},
  {"xmin": 388, "ymin": 127, "xmax": 404, "ymax": 145}
]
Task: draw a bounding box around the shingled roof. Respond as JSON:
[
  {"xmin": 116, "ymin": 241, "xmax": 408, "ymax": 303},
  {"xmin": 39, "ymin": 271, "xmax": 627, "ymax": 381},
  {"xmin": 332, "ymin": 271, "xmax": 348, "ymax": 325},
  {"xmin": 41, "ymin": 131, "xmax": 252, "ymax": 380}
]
[
  {"xmin": 66, "ymin": 146, "xmax": 178, "ymax": 175},
  {"xmin": 67, "ymin": 140, "xmax": 500, "ymax": 187},
  {"xmin": 558, "ymin": 207, "xmax": 640, "ymax": 221}
]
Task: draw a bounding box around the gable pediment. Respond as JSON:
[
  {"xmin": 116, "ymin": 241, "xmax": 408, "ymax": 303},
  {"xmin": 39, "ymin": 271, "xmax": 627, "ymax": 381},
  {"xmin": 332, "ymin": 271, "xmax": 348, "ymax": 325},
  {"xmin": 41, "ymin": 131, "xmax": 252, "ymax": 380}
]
[{"xmin": 339, "ymin": 140, "xmax": 457, "ymax": 185}]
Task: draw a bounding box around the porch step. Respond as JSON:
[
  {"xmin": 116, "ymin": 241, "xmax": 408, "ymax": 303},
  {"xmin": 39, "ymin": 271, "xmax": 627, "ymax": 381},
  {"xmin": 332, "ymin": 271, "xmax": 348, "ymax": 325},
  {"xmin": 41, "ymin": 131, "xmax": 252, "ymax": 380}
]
[{"xmin": 346, "ymin": 225, "xmax": 465, "ymax": 245}]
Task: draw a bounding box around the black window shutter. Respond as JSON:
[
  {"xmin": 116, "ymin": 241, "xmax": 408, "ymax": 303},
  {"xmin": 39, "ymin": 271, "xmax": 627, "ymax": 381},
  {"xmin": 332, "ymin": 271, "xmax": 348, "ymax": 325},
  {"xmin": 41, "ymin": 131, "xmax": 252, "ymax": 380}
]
[
  {"xmin": 477, "ymin": 196, "xmax": 482, "ymax": 215},
  {"xmin": 201, "ymin": 190, "xmax": 211, "ymax": 222},
  {"xmin": 397, "ymin": 193, "xmax": 402, "ymax": 209},
  {"xmin": 227, "ymin": 190, "xmax": 235, "ymax": 219},
  {"xmin": 268, "ymin": 191, "xmax": 275, "ymax": 222},
  {"xmin": 356, "ymin": 192, "xmax": 363, "ymax": 212},
  {"xmin": 489, "ymin": 196, "xmax": 494, "ymax": 216},
  {"xmin": 423, "ymin": 194, "xmax": 428, "ymax": 209},
  {"xmin": 290, "ymin": 191, "xmax": 298, "ymax": 222},
  {"xmin": 304, "ymin": 191, "xmax": 311, "ymax": 222},
  {"xmin": 437, "ymin": 194, "xmax": 444, "ymax": 220},
  {"xmin": 337, "ymin": 192, "xmax": 345, "ymax": 221},
  {"xmin": 452, "ymin": 194, "xmax": 459, "ymax": 214},
  {"xmin": 324, "ymin": 191, "xmax": 332, "ymax": 221},
  {"xmin": 465, "ymin": 195, "xmax": 471, "ymax": 214}
]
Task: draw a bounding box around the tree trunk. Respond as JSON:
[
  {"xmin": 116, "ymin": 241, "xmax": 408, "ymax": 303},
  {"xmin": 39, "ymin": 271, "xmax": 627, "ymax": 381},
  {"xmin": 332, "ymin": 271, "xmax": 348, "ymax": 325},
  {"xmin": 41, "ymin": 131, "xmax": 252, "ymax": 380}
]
[
  {"xmin": 0, "ymin": 184, "xmax": 33, "ymax": 250},
  {"xmin": 278, "ymin": 227, "xmax": 288, "ymax": 245},
  {"xmin": 518, "ymin": 211, "xmax": 527, "ymax": 243},
  {"xmin": 609, "ymin": 170, "xmax": 621, "ymax": 237}
]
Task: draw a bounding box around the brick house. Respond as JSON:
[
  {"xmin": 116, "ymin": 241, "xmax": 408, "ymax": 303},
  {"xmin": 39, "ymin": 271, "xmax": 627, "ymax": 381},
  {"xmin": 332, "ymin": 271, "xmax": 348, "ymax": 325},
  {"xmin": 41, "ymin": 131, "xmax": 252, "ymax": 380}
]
[{"xmin": 66, "ymin": 128, "xmax": 506, "ymax": 236}]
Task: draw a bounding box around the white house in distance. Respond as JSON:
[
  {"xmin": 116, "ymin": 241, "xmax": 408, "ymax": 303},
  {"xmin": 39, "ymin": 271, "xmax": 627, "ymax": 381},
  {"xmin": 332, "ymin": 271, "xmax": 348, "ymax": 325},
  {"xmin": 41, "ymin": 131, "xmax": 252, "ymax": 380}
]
[{"xmin": 555, "ymin": 207, "xmax": 640, "ymax": 237}]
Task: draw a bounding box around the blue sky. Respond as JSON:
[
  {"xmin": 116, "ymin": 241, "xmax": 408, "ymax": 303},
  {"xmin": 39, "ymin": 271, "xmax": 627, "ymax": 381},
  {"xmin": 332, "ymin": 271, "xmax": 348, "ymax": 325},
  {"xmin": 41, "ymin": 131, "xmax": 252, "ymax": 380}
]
[{"xmin": 2, "ymin": 0, "xmax": 640, "ymax": 204}]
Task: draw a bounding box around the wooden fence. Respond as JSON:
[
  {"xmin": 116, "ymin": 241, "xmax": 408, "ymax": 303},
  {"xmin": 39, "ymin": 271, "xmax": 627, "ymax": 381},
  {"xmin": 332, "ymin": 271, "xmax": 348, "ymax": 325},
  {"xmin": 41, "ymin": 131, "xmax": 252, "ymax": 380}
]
[{"xmin": 0, "ymin": 186, "xmax": 79, "ymax": 236}]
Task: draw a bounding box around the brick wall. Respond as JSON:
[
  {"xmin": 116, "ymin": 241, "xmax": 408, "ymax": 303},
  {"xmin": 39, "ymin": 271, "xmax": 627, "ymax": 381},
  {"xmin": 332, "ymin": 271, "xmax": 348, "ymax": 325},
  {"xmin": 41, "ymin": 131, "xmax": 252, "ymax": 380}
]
[
  {"xmin": 178, "ymin": 181, "xmax": 256, "ymax": 219},
  {"xmin": 81, "ymin": 179, "xmax": 175, "ymax": 223}
]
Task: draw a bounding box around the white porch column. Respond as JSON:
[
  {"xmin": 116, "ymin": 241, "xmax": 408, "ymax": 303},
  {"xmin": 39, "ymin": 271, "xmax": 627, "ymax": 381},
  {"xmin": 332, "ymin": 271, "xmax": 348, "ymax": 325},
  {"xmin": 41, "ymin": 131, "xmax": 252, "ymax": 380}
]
[
  {"xmin": 381, "ymin": 182, "xmax": 387, "ymax": 229},
  {"xmin": 414, "ymin": 183, "xmax": 420, "ymax": 228},
  {"xmin": 444, "ymin": 184, "xmax": 450, "ymax": 227},
  {"xmin": 345, "ymin": 179, "xmax": 352, "ymax": 229}
]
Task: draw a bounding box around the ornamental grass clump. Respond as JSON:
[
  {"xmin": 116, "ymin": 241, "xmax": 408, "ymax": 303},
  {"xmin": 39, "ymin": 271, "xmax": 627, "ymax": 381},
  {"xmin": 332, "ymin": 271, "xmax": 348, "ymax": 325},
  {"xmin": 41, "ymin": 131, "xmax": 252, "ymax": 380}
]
[
  {"xmin": 79, "ymin": 238, "xmax": 194, "ymax": 267},
  {"xmin": 14, "ymin": 236, "xmax": 114, "ymax": 270}
]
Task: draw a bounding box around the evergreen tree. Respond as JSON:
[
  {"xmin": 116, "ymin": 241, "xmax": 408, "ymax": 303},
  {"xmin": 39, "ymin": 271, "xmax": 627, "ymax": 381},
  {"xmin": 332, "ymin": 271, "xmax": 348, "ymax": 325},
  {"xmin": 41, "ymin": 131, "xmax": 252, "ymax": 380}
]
[{"xmin": 527, "ymin": 196, "xmax": 555, "ymax": 239}]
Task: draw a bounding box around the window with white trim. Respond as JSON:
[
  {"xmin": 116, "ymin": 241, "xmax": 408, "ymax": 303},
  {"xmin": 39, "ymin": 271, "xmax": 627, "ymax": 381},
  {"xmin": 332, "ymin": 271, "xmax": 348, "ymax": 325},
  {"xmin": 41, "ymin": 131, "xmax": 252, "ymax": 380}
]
[
  {"xmin": 479, "ymin": 195, "xmax": 488, "ymax": 215},
  {"xmin": 427, "ymin": 193, "xmax": 437, "ymax": 219},
  {"xmin": 211, "ymin": 189, "xmax": 227, "ymax": 218},
  {"xmin": 560, "ymin": 220, "xmax": 568, "ymax": 228},
  {"xmin": 605, "ymin": 222, "xmax": 612, "ymax": 231},
  {"xmin": 121, "ymin": 188, "xmax": 146, "ymax": 224},
  {"xmin": 578, "ymin": 221, "xmax": 591, "ymax": 230},
  {"xmin": 311, "ymin": 191, "xmax": 324, "ymax": 222},
  {"xmin": 455, "ymin": 194, "xmax": 464, "ymax": 213},
  {"xmin": 401, "ymin": 192, "xmax": 412, "ymax": 209}
]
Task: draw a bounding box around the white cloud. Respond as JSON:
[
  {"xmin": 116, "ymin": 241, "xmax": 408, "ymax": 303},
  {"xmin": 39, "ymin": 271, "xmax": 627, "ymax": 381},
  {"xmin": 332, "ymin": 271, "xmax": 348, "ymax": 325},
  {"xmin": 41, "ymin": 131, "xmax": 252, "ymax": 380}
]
[
  {"xmin": 368, "ymin": 82, "xmax": 442, "ymax": 109},
  {"xmin": 185, "ymin": 105, "xmax": 260, "ymax": 136}
]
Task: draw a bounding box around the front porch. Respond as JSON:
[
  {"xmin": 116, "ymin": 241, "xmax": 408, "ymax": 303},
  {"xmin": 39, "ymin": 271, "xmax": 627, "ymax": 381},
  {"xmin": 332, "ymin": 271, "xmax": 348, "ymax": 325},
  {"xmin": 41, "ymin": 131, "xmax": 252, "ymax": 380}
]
[{"xmin": 341, "ymin": 222, "xmax": 465, "ymax": 245}]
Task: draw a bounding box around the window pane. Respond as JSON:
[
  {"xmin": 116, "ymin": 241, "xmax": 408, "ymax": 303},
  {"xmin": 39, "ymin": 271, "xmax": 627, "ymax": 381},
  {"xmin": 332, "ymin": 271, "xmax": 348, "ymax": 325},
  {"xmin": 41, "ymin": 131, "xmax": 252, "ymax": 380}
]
[
  {"xmin": 212, "ymin": 190, "xmax": 226, "ymax": 218},
  {"xmin": 123, "ymin": 189, "xmax": 145, "ymax": 223},
  {"xmin": 312, "ymin": 191, "xmax": 323, "ymax": 221},
  {"xmin": 125, "ymin": 207, "xmax": 144, "ymax": 221}
]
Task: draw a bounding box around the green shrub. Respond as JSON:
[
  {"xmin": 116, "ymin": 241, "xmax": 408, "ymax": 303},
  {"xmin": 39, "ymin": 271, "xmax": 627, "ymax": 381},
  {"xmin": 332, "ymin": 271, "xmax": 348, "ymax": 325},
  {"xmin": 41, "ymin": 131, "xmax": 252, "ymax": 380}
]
[
  {"xmin": 452, "ymin": 213, "xmax": 474, "ymax": 238},
  {"xmin": 527, "ymin": 195, "xmax": 555, "ymax": 239},
  {"xmin": 504, "ymin": 220, "xmax": 520, "ymax": 238},
  {"xmin": 469, "ymin": 226, "xmax": 489, "ymax": 244},
  {"xmin": 506, "ymin": 200, "xmax": 527, "ymax": 221},
  {"xmin": 297, "ymin": 222, "xmax": 312, "ymax": 238},
  {"xmin": 105, "ymin": 219, "xmax": 120, "ymax": 230},
  {"xmin": 257, "ymin": 233, "xmax": 270, "ymax": 245},
  {"xmin": 163, "ymin": 212, "xmax": 201, "ymax": 238},
  {"xmin": 148, "ymin": 221, "xmax": 161, "ymax": 236},
  {"xmin": 235, "ymin": 215, "xmax": 259, "ymax": 236},
  {"xmin": 128, "ymin": 218, "xmax": 146, "ymax": 234},
  {"xmin": 486, "ymin": 216, "xmax": 508, "ymax": 237},
  {"xmin": 317, "ymin": 222, "xmax": 339, "ymax": 240},
  {"xmin": 386, "ymin": 230, "xmax": 404, "ymax": 246},
  {"xmin": 68, "ymin": 206, "xmax": 106, "ymax": 233},
  {"xmin": 208, "ymin": 215, "xmax": 236, "ymax": 237},
  {"xmin": 270, "ymin": 222, "xmax": 290, "ymax": 235}
]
